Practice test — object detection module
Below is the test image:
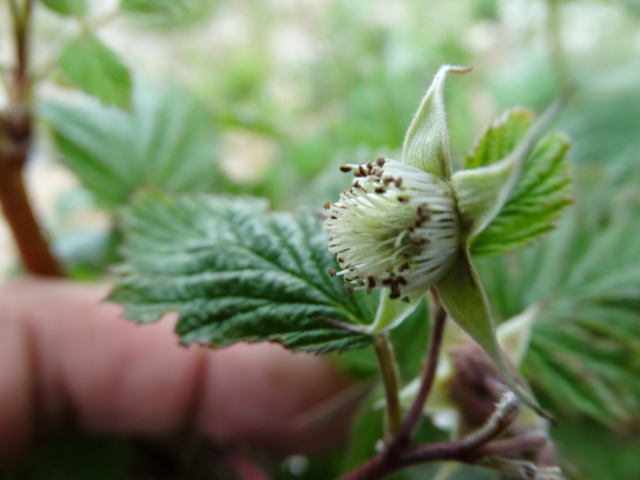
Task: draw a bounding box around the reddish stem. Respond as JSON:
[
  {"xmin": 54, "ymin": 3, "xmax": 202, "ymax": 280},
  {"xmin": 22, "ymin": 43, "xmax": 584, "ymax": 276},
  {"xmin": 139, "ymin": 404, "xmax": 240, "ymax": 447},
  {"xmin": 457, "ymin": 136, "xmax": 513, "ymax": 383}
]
[
  {"xmin": 393, "ymin": 288, "xmax": 447, "ymax": 447},
  {"xmin": 0, "ymin": 0, "xmax": 62, "ymax": 277}
]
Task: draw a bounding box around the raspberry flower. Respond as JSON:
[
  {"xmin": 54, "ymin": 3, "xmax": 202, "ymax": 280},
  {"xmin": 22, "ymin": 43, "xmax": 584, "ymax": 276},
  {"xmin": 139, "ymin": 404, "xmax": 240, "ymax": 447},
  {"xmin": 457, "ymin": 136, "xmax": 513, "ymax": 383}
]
[
  {"xmin": 326, "ymin": 159, "xmax": 459, "ymax": 301},
  {"xmin": 324, "ymin": 65, "xmax": 565, "ymax": 418}
]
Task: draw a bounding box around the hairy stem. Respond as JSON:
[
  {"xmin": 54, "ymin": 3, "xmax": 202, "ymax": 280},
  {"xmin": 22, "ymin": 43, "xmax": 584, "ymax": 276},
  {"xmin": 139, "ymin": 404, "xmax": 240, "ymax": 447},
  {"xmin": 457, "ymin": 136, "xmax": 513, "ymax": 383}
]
[{"xmin": 373, "ymin": 333, "xmax": 402, "ymax": 439}]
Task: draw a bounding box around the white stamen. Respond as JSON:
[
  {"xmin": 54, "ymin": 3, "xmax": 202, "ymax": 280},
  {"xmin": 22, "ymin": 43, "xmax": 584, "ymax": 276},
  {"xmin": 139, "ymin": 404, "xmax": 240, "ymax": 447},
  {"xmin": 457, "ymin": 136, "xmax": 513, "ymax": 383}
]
[{"xmin": 325, "ymin": 159, "xmax": 460, "ymax": 298}]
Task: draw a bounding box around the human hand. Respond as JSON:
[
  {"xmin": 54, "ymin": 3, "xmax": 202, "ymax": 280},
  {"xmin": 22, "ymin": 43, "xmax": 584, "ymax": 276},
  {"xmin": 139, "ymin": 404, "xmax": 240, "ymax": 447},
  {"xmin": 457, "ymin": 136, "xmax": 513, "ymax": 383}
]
[{"xmin": 0, "ymin": 278, "xmax": 353, "ymax": 465}]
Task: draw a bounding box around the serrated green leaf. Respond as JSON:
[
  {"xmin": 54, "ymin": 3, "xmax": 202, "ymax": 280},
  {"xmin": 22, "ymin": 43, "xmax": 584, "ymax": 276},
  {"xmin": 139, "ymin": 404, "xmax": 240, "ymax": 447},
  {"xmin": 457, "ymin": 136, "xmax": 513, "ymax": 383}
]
[
  {"xmin": 453, "ymin": 98, "xmax": 567, "ymax": 240},
  {"xmin": 469, "ymin": 130, "xmax": 572, "ymax": 256},
  {"xmin": 109, "ymin": 194, "xmax": 374, "ymax": 353},
  {"xmin": 41, "ymin": 0, "xmax": 87, "ymax": 16},
  {"xmin": 39, "ymin": 82, "xmax": 220, "ymax": 209},
  {"xmin": 58, "ymin": 34, "xmax": 132, "ymax": 109},
  {"xmin": 464, "ymin": 108, "xmax": 534, "ymax": 169}
]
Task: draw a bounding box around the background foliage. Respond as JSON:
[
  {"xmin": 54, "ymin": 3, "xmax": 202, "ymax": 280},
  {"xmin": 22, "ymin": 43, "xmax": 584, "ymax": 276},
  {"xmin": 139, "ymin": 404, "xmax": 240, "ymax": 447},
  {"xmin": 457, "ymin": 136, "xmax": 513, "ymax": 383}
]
[{"xmin": 1, "ymin": 0, "xmax": 639, "ymax": 479}]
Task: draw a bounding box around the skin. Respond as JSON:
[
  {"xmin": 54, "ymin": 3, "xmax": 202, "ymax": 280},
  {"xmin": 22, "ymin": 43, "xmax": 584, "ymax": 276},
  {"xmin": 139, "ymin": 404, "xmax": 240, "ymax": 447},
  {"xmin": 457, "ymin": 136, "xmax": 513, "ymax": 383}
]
[{"xmin": 0, "ymin": 278, "xmax": 353, "ymax": 465}]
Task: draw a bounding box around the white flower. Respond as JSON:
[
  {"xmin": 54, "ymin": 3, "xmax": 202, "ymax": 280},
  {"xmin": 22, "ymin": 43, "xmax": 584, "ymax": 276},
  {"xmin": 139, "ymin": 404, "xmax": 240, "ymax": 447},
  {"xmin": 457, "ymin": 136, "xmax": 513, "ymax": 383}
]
[{"xmin": 325, "ymin": 158, "xmax": 460, "ymax": 300}]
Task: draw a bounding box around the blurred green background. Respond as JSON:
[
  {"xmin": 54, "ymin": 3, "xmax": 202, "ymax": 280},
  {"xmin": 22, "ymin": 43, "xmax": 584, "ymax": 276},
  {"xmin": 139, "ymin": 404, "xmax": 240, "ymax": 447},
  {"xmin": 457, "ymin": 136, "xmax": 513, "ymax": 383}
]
[{"xmin": 2, "ymin": 0, "xmax": 640, "ymax": 478}]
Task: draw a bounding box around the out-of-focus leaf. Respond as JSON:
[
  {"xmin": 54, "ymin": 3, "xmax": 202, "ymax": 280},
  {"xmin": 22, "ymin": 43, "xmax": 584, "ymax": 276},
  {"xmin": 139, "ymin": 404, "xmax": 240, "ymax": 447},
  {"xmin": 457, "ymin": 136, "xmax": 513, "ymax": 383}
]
[
  {"xmin": 476, "ymin": 169, "xmax": 640, "ymax": 424},
  {"xmin": 466, "ymin": 109, "xmax": 573, "ymax": 255},
  {"xmin": 120, "ymin": 0, "xmax": 191, "ymax": 15},
  {"xmin": 552, "ymin": 417, "xmax": 640, "ymax": 480},
  {"xmin": 109, "ymin": 194, "xmax": 374, "ymax": 353},
  {"xmin": 58, "ymin": 34, "xmax": 132, "ymax": 109},
  {"xmin": 40, "ymin": 82, "xmax": 220, "ymax": 209},
  {"xmin": 120, "ymin": 0, "xmax": 216, "ymax": 26},
  {"xmin": 41, "ymin": 0, "xmax": 86, "ymax": 16}
]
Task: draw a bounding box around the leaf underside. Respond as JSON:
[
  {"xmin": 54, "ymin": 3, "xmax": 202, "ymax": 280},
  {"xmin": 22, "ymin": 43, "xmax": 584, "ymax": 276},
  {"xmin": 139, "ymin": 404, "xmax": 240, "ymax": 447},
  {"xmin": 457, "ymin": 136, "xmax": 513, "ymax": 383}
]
[
  {"xmin": 467, "ymin": 109, "xmax": 572, "ymax": 256},
  {"xmin": 109, "ymin": 194, "xmax": 373, "ymax": 353}
]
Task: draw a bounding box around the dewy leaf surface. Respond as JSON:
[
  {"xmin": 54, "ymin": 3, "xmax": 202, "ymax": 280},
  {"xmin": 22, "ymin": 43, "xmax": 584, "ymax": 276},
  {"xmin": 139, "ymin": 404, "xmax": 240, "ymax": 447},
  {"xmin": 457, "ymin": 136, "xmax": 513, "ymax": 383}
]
[
  {"xmin": 109, "ymin": 194, "xmax": 373, "ymax": 353},
  {"xmin": 58, "ymin": 34, "xmax": 132, "ymax": 109},
  {"xmin": 39, "ymin": 83, "xmax": 220, "ymax": 209},
  {"xmin": 465, "ymin": 110, "xmax": 572, "ymax": 255}
]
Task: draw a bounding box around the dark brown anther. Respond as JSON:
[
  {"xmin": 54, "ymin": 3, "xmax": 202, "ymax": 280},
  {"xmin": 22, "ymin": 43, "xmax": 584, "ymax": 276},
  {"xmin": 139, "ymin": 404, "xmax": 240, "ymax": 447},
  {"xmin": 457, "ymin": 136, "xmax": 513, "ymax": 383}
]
[
  {"xmin": 375, "ymin": 187, "xmax": 386, "ymax": 194},
  {"xmin": 399, "ymin": 262, "xmax": 410, "ymax": 272},
  {"xmin": 389, "ymin": 289, "xmax": 401, "ymax": 300},
  {"xmin": 366, "ymin": 162, "xmax": 373, "ymax": 172},
  {"xmin": 383, "ymin": 176, "xmax": 394, "ymax": 185},
  {"xmin": 339, "ymin": 165, "xmax": 352, "ymax": 172},
  {"xmin": 327, "ymin": 267, "xmax": 337, "ymax": 277},
  {"xmin": 330, "ymin": 215, "xmax": 337, "ymax": 219},
  {"xmin": 401, "ymin": 296, "xmax": 410, "ymax": 303},
  {"xmin": 367, "ymin": 276, "xmax": 376, "ymax": 289},
  {"xmin": 323, "ymin": 202, "xmax": 331, "ymax": 210},
  {"xmin": 397, "ymin": 276, "xmax": 408, "ymax": 286},
  {"xmin": 417, "ymin": 204, "xmax": 431, "ymax": 220},
  {"xmin": 343, "ymin": 284, "xmax": 355, "ymax": 294},
  {"xmin": 394, "ymin": 177, "xmax": 404, "ymax": 189},
  {"xmin": 376, "ymin": 157, "xmax": 385, "ymax": 167},
  {"xmin": 397, "ymin": 195, "xmax": 410, "ymax": 203}
]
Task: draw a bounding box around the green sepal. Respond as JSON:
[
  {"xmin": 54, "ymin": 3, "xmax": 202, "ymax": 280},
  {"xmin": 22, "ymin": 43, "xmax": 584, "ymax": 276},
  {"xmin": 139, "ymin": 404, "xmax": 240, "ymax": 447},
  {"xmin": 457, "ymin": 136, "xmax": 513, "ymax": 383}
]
[
  {"xmin": 435, "ymin": 249, "xmax": 552, "ymax": 421},
  {"xmin": 452, "ymin": 97, "xmax": 567, "ymax": 239},
  {"xmin": 365, "ymin": 290, "xmax": 423, "ymax": 333},
  {"xmin": 401, "ymin": 65, "xmax": 471, "ymax": 179}
]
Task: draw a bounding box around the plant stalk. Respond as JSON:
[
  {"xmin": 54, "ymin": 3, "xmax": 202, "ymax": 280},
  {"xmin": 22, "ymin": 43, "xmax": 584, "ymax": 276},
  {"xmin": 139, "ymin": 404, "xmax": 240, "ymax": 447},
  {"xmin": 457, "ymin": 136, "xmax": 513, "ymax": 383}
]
[
  {"xmin": 393, "ymin": 289, "xmax": 447, "ymax": 447},
  {"xmin": 0, "ymin": 0, "xmax": 62, "ymax": 276},
  {"xmin": 373, "ymin": 332, "xmax": 402, "ymax": 439}
]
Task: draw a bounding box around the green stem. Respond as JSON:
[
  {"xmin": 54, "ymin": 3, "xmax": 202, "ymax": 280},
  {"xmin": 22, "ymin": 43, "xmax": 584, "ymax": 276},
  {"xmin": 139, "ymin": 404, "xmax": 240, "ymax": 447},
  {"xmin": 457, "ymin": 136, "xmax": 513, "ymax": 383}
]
[
  {"xmin": 393, "ymin": 291, "xmax": 446, "ymax": 447},
  {"xmin": 373, "ymin": 333, "xmax": 402, "ymax": 439},
  {"xmin": 547, "ymin": 0, "xmax": 572, "ymax": 88}
]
